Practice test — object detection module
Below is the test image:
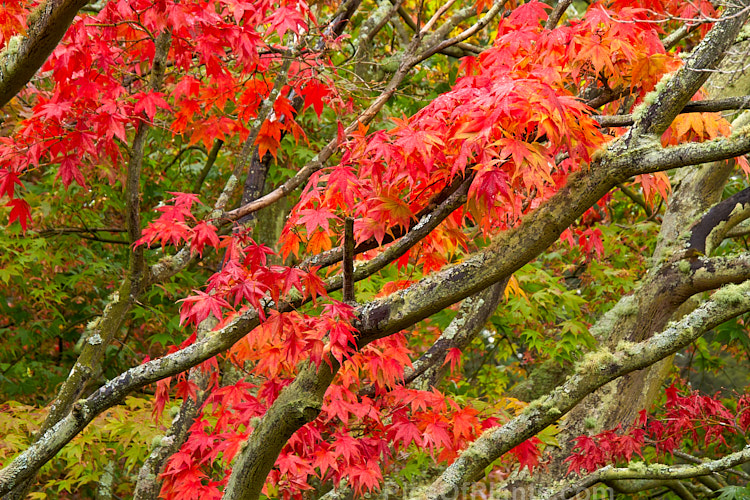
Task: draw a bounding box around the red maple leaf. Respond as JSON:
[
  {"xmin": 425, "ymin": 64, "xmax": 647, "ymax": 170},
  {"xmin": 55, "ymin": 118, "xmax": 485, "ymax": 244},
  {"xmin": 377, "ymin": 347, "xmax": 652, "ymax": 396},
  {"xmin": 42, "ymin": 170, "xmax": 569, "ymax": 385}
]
[
  {"xmin": 297, "ymin": 208, "xmax": 340, "ymax": 234},
  {"xmin": 265, "ymin": 6, "xmax": 307, "ymax": 39},
  {"xmin": 57, "ymin": 156, "xmax": 87, "ymax": 188},
  {"xmin": 7, "ymin": 198, "xmax": 31, "ymax": 231},
  {"xmin": 301, "ymin": 79, "xmax": 330, "ymax": 118},
  {"xmin": 511, "ymin": 436, "xmax": 543, "ymax": 473},
  {"xmin": 179, "ymin": 290, "xmax": 232, "ymax": 325},
  {"xmin": 190, "ymin": 221, "xmax": 220, "ymax": 256},
  {"xmin": 133, "ymin": 91, "xmax": 171, "ymax": 121},
  {"xmin": 175, "ymin": 379, "xmax": 199, "ymax": 401},
  {"xmin": 442, "ymin": 347, "xmax": 463, "ymax": 374},
  {"xmin": 0, "ymin": 168, "xmax": 22, "ymax": 199}
]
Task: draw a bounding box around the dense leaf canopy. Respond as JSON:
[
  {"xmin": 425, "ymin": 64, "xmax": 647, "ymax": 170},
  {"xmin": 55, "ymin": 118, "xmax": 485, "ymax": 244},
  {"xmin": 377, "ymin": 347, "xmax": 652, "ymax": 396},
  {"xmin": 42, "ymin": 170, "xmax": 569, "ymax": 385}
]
[{"xmin": 3, "ymin": 0, "xmax": 750, "ymax": 499}]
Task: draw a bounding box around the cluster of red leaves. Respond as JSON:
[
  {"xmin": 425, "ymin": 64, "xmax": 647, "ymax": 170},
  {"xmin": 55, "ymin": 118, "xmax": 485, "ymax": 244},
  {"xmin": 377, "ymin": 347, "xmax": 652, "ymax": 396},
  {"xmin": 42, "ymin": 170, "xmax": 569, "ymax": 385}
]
[
  {"xmin": 280, "ymin": 1, "xmax": 690, "ymax": 272},
  {"xmin": 229, "ymin": 301, "xmax": 359, "ymax": 374},
  {"xmin": 135, "ymin": 196, "xmax": 502, "ymax": 498},
  {"xmin": 560, "ymin": 227, "xmax": 605, "ymax": 257},
  {"xmin": 160, "ymin": 380, "xmax": 261, "ymax": 499},
  {"xmin": 141, "ymin": 208, "xmax": 541, "ymax": 498},
  {"xmin": 135, "ymin": 193, "xmax": 219, "ymax": 256},
  {"xmin": 134, "ymin": 194, "xmax": 335, "ymax": 335},
  {"xmin": 0, "ymin": 0, "xmax": 30, "ymax": 50},
  {"xmin": 566, "ymin": 384, "xmax": 750, "ymax": 475},
  {"xmin": 607, "ymin": 0, "xmax": 717, "ymax": 36},
  {"xmin": 159, "ymin": 328, "xmax": 518, "ymax": 499},
  {"xmin": 0, "ymin": 0, "xmax": 336, "ymax": 231}
]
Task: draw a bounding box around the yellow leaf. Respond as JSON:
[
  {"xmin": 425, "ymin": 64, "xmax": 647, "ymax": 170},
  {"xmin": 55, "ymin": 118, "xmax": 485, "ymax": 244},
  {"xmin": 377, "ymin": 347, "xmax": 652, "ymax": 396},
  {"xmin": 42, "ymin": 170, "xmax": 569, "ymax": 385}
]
[{"xmin": 504, "ymin": 275, "xmax": 527, "ymax": 299}]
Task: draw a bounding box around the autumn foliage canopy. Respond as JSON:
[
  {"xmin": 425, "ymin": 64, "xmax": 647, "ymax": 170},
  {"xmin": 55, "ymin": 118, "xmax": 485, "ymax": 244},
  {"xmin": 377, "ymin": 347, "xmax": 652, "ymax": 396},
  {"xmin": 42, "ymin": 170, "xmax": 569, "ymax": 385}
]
[{"xmin": 4, "ymin": 0, "xmax": 750, "ymax": 498}]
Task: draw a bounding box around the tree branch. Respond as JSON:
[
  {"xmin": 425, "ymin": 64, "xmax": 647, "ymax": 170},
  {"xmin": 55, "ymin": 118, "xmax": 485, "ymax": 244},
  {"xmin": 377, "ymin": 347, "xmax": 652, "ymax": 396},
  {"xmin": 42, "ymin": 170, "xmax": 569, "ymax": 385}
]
[
  {"xmin": 423, "ymin": 279, "xmax": 750, "ymax": 498},
  {"xmin": 417, "ymin": 0, "xmax": 503, "ymax": 63},
  {"xmin": 618, "ymin": 184, "xmax": 653, "ymax": 217},
  {"xmin": 362, "ymin": 279, "xmax": 506, "ymax": 397},
  {"xmin": 544, "ymin": 0, "xmax": 573, "ymax": 30},
  {"xmin": 321, "ymin": 174, "xmax": 472, "ymax": 297},
  {"xmin": 301, "ymin": 172, "xmax": 469, "ymax": 270},
  {"xmin": 223, "ymin": 0, "xmax": 499, "ymax": 224},
  {"xmin": 688, "ymin": 186, "xmax": 750, "ymax": 255},
  {"xmin": 612, "ymin": 129, "xmax": 750, "ymax": 179},
  {"xmin": 595, "ymin": 95, "xmax": 750, "ymax": 128},
  {"xmin": 547, "ymin": 446, "xmax": 750, "ymax": 500},
  {"xmin": 192, "ymin": 139, "xmax": 223, "ymax": 194},
  {"xmin": 0, "ymin": 0, "xmax": 91, "ymax": 108},
  {"xmin": 629, "ymin": 2, "xmax": 750, "ymax": 139},
  {"xmin": 2, "ymin": 30, "xmax": 173, "ymax": 500},
  {"xmin": 342, "ymin": 217, "xmax": 355, "ymax": 303}
]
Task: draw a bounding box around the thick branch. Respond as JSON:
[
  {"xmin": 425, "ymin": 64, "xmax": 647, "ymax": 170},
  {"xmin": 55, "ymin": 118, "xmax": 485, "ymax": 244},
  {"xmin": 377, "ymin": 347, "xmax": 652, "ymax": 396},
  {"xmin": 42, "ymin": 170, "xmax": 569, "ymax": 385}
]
[
  {"xmin": 423, "ymin": 280, "xmax": 750, "ymax": 498},
  {"xmin": 611, "ymin": 129, "xmax": 750, "ymax": 178},
  {"xmin": 223, "ymin": 361, "xmax": 337, "ymax": 499},
  {"xmin": 688, "ymin": 187, "xmax": 750, "ymax": 255},
  {"xmin": 547, "ymin": 446, "xmax": 750, "ymax": 500},
  {"xmin": 629, "ymin": 2, "xmax": 750, "ymax": 138},
  {"xmin": 672, "ymin": 251, "xmax": 750, "ymax": 293},
  {"xmin": 595, "ymin": 95, "xmax": 750, "ymax": 128},
  {"xmin": 0, "ymin": 0, "xmax": 90, "ymax": 108}
]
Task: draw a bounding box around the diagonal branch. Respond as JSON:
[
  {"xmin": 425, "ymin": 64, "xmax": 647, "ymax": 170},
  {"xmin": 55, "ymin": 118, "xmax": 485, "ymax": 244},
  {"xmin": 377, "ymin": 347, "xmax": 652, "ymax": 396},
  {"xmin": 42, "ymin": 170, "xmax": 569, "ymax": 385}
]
[
  {"xmin": 302, "ymin": 172, "xmax": 470, "ymax": 270},
  {"xmin": 629, "ymin": 1, "xmax": 750, "ymax": 139},
  {"xmin": 416, "ymin": 0, "xmax": 504, "ymax": 63},
  {"xmin": 423, "ymin": 279, "xmax": 750, "ymax": 498},
  {"xmin": 0, "ymin": 0, "xmax": 93, "ymax": 108},
  {"xmin": 361, "ymin": 279, "xmax": 507, "ymax": 398},
  {"xmin": 546, "ymin": 446, "xmax": 750, "ymax": 500},
  {"xmin": 544, "ymin": 0, "xmax": 573, "ymax": 30},
  {"xmin": 595, "ymin": 95, "xmax": 750, "ymax": 128},
  {"xmin": 321, "ymin": 175, "xmax": 472, "ymax": 296}
]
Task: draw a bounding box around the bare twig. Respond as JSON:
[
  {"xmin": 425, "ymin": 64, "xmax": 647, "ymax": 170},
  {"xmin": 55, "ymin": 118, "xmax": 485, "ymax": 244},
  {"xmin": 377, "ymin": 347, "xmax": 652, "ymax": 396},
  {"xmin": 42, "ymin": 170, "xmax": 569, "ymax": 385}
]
[{"xmin": 192, "ymin": 139, "xmax": 223, "ymax": 194}]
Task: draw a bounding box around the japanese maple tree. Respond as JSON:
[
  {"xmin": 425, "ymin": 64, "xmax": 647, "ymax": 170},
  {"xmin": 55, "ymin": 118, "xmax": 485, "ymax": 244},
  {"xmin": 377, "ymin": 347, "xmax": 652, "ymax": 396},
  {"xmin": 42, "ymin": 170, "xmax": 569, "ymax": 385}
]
[{"xmin": 3, "ymin": 0, "xmax": 750, "ymax": 499}]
